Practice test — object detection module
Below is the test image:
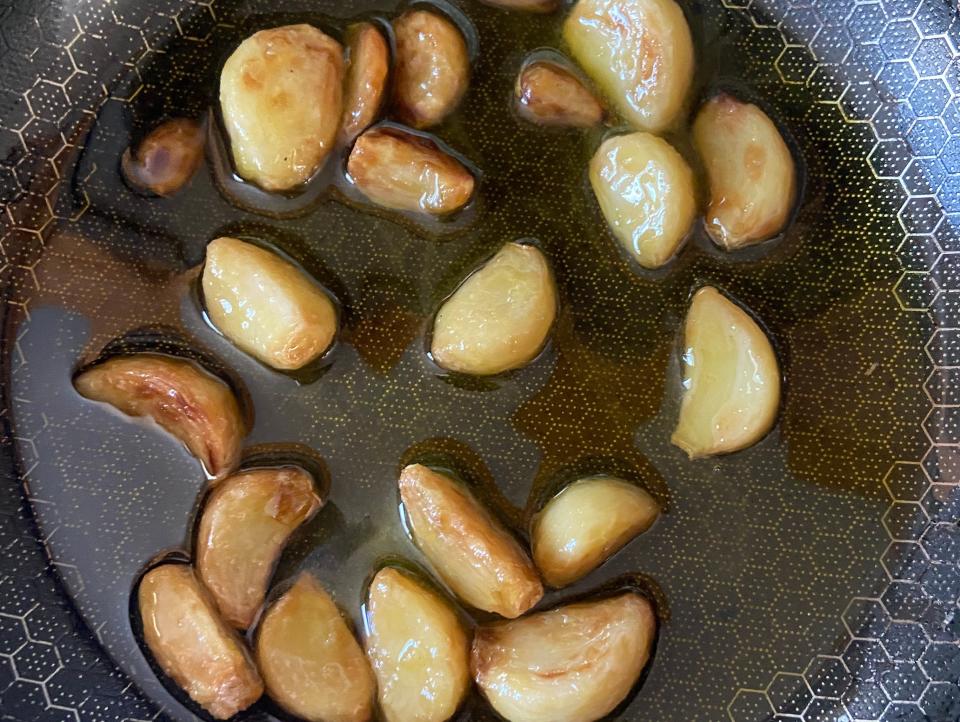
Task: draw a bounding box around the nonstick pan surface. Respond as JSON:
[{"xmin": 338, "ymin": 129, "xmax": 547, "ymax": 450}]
[{"xmin": 1, "ymin": 0, "xmax": 960, "ymax": 721}]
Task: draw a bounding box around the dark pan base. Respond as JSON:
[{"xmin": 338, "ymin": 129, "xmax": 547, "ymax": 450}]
[{"xmin": 1, "ymin": 1, "xmax": 959, "ymax": 721}]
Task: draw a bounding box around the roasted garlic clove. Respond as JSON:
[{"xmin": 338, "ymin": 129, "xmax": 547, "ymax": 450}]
[
  {"xmin": 693, "ymin": 93, "xmax": 796, "ymax": 250},
  {"xmin": 564, "ymin": 0, "xmax": 693, "ymax": 133},
  {"xmin": 341, "ymin": 23, "xmax": 390, "ymax": 144},
  {"xmin": 256, "ymin": 574, "xmax": 375, "ymax": 722},
  {"xmin": 391, "ymin": 10, "xmax": 470, "ymax": 128},
  {"xmin": 481, "ymin": 0, "xmax": 559, "ymax": 12},
  {"xmin": 346, "ymin": 126, "xmax": 474, "ymax": 214},
  {"xmin": 399, "ymin": 464, "xmax": 543, "ymax": 618},
  {"xmin": 220, "ymin": 24, "xmax": 343, "ymax": 191},
  {"xmin": 364, "ymin": 567, "xmax": 470, "ymax": 722},
  {"xmin": 472, "ymin": 593, "xmax": 656, "ymax": 722},
  {"xmin": 672, "ymin": 286, "xmax": 780, "ymax": 458},
  {"xmin": 431, "ymin": 242, "xmax": 557, "ymax": 376},
  {"xmin": 532, "ymin": 476, "xmax": 659, "ymax": 588},
  {"xmin": 515, "ymin": 59, "xmax": 604, "ymax": 128},
  {"xmin": 202, "ymin": 236, "xmax": 338, "ymax": 371},
  {"xmin": 74, "ymin": 354, "xmax": 245, "ymax": 479},
  {"xmin": 589, "ymin": 131, "xmax": 696, "ymax": 269},
  {"xmin": 122, "ymin": 118, "xmax": 204, "ymax": 196},
  {"xmin": 196, "ymin": 467, "xmax": 321, "ymax": 630},
  {"xmin": 139, "ymin": 564, "xmax": 263, "ymax": 720}
]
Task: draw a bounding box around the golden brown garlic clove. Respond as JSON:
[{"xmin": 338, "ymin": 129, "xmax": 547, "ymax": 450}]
[
  {"xmin": 399, "ymin": 464, "xmax": 543, "ymax": 618},
  {"xmin": 364, "ymin": 567, "xmax": 471, "ymax": 722},
  {"xmin": 341, "ymin": 23, "xmax": 390, "ymax": 144},
  {"xmin": 346, "ymin": 126, "xmax": 474, "ymax": 214},
  {"xmin": 391, "ymin": 10, "xmax": 470, "ymax": 128},
  {"xmin": 220, "ymin": 24, "xmax": 343, "ymax": 191},
  {"xmin": 532, "ymin": 476, "xmax": 659, "ymax": 587},
  {"xmin": 564, "ymin": 0, "xmax": 693, "ymax": 133},
  {"xmin": 202, "ymin": 236, "xmax": 338, "ymax": 371},
  {"xmin": 692, "ymin": 93, "xmax": 796, "ymax": 250},
  {"xmin": 589, "ymin": 131, "xmax": 696, "ymax": 269},
  {"xmin": 138, "ymin": 564, "xmax": 263, "ymax": 720},
  {"xmin": 121, "ymin": 118, "xmax": 204, "ymax": 197},
  {"xmin": 515, "ymin": 59, "xmax": 604, "ymax": 128},
  {"xmin": 256, "ymin": 574, "xmax": 375, "ymax": 722},
  {"xmin": 472, "ymin": 593, "xmax": 656, "ymax": 722},
  {"xmin": 430, "ymin": 242, "xmax": 557, "ymax": 376},
  {"xmin": 196, "ymin": 466, "xmax": 321, "ymax": 630},
  {"xmin": 74, "ymin": 354, "xmax": 245, "ymax": 480},
  {"xmin": 672, "ymin": 286, "xmax": 780, "ymax": 458}
]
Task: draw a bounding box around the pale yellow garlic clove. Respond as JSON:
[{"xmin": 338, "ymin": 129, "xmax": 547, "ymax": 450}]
[
  {"xmin": 589, "ymin": 131, "xmax": 696, "ymax": 269},
  {"xmin": 672, "ymin": 286, "xmax": 780, "ymax": 458},
  {"xmin": 364, "ymin": 567, "xmax": 470, "ymax": 722},
  {"xmin": 564, "ymin": 0, "xmax": 693, "ymax": 133},
  {"xmin": 74, "ymin": 354, "xmax": 245, "ymax": 480},
  {"xmin": 347, "ymin": 126, "xmax": 474, "ymax": 214},
  {"xmin": 399, "ymin": 464, "xmax": 543, "ymax": 618},
  {"xmin": 202, "ymin": 236, "xmax": 338, "ymax": 371},
  {"xmin": 532, "ymin": 476, "xmax": 659, "ymax": 587},
  {"xmin": 472, "ymin": 592, "xmax": 656, "ymax": 722},
  {"xmin": 256, "ymin": 574, "xmax": 375, "ymax": 722},
  {"xmin": 196, "ymin": 466, "xmax": 321, "ymax": 630},
  {"xmin": 220, "ymin": 24, "xmax": 343, "ymax": 191},
  {"xmin": 341, "ymin": 23, "xmax": 390, "ymax": 144},
  {"xmin": 515, "ymin": 60, "xmax": 604, "ymax": 128},
  {"xmin": 693, "ymin": 93, "xmax": 796, "ymax": 250},
  {"xmin": 391, "ymin": 10, "xmax": 470, "ymax": 128},
  {"xmin": 431, "ymin": 242, "xmax": 557, "ymax": 376},
  {"xmin": 138, "ymin": 564, "xmax": 263, "ymax": 720},
  {"xmin": 482, "ymin": 0, "xmax": 558, "ymax": 11},
  {"xmin": 122, "ymin": 118, "xmax": 204, "ymax": 197}
]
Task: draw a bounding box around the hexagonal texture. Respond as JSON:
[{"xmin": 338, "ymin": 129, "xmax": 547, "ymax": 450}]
[
  {"xmin": 881, "ymin": 580, "xmax": 931, "ymax": 621},
  {"xmin": 884, "ymin": 463, "xmax": 930, "ymax": 502},
  {"xmin": 0, "ymin": 2, "xmax": 958, "ymax": 722},
  {"xmin": 881, "ymin": 621, "xmax": 930, "ymax": 662},
  {"xmin": 883, "ymin": 541, "xmax": 931, "ymax": 582},
  {"xmin": 842, "ymin": 678, "xmax": 890, "ymax": 720},
  {"xmin": 880, "ymin": 660, "xmax": 928, "ymax": 702},
  {"xmin": 845, "ymin": 598, "xmax": 893, "ymax": 639},
  {"xmin": 883, "ymin": 502, "xmax": 930, "ymax": 541},
  {"xmin": 767, "ymin": 672, "xmax": 812, "ymax": 715},
  {"xmin": 919, "ymin": 682, "xmax": 960, "ymax": 720}
]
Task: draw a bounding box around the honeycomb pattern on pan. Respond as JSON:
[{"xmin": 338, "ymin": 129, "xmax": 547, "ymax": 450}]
[{"xmin": 0, "ymin": 0, "xmax": 958, "ymax": 721}]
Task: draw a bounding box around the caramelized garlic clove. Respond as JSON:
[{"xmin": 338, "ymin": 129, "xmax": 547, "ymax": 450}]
[
  {"xmin": 692, "ymin": 93, "xmax": 796, "ymax": 250},
  {"xmin": 672, "ymin": 286, "xmax": 780, "ymax": 458},
  {"xmin": 220, "ymin": 24, "xmax": 343, "ymax": 191},
  {"xmin": 256, "ymin": 574, "xmax": 375, "ymax": 722},
  {"xmin": 121, "ymin": 118, "xmax": 204, "ymax": 197},
  {"xmin": 391, "ymin": 10, "xmax": 470, "ymax": 128},
  {"xmin": 515, "ymin": 59, "xmax": 604, "ymax": 128},
  {"xmin": 399, "ymin": 464, "xmax": 543, "ymax": 618},
  {"xmin": 74, "ymin": 354, "xmax": 245, "ymax": 480},
  {"xmin": 532, "ymin": 476, "xmax": 659, "ymax": 588},
  {"xmin": 341, "ymin": 23, "xmax": 390, "ymax": 144},
  {"xmin": 196, "ymin": 467, "xmax": 321, "ymax": 630},
  {"xmin": 139, "ymin": 564, "xmax": 263, "ymax": 719},
  {"xmin": 431, "ymin": 242, "xmax": 557, "ymax": 376},
  {"xmin": 472, "ymin": 593, "xmax": 656, "ymax": 722},
  {"xmin": 202, "ymin": 236, "xmax": 338, "ymax": 371},
  {"xmin": 346, "ymin": 126, "xmax": 474, "ymax": 214},
  {"xmin": 481, "ymin": 0, "xmax": 559, "ymax": 11},
  {"xmin": 364, "ymin": 567, "xmax": 470, "ymax": 722},
  {"xmin": 564, "ymin": 0, "xmax": 693, "ymax": 133},
  {"xmin": 589, "ymin": 131, "xmax": 696, "ymax": 269}
]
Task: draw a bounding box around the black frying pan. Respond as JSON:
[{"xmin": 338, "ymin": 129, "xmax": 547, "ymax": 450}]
[{"xmin": 1, "ymin": 0, "xmax": 959, "ymax": 720}]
